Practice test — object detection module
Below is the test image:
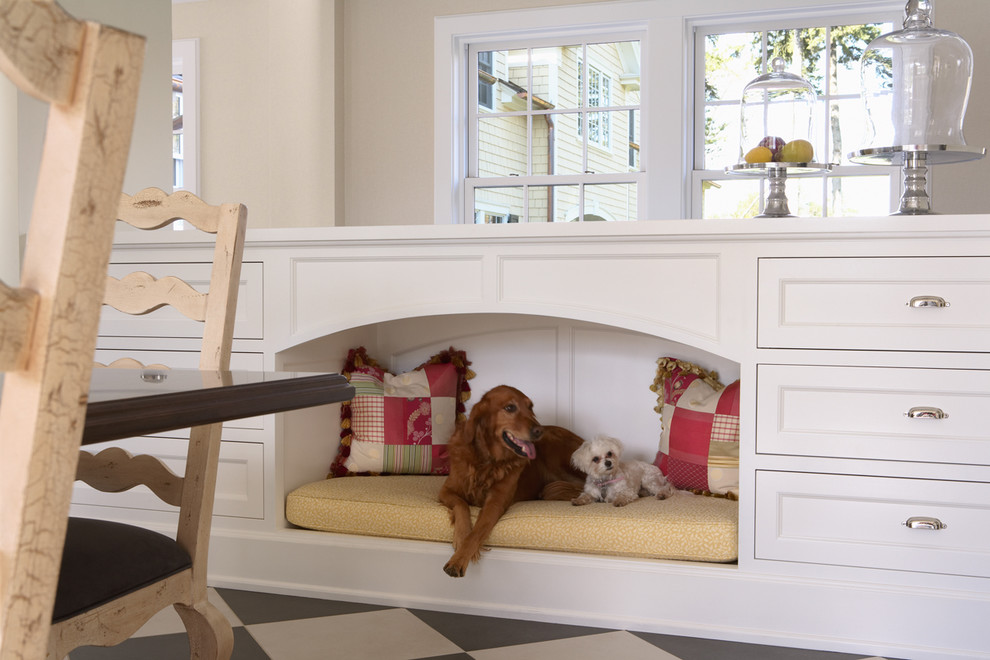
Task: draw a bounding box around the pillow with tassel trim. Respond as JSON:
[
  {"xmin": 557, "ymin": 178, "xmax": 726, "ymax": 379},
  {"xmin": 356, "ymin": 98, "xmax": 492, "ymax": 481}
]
[
  {"xmin": 329, "ymin": 347, "xmax": 473, "ymax": 477},
  {"xmin": 650, "ymin": 356, "xmax": 739, "ymax": 499}
]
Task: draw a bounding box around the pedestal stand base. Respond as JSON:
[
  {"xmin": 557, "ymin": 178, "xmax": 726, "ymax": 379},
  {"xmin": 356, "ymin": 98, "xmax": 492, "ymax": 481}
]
[
  {"xmin": 725, "ymin": 162, "xmax": 833, "ymax": 218},
  {"xmin": 849, "ymin": 145, "xmax": 986, "ymax": 215}
]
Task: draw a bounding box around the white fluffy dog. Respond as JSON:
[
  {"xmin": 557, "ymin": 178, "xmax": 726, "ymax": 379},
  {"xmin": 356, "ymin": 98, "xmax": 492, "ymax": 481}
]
[{"xmin": 570, "ymin": 434, "xmax": 677, "ymax": 506}]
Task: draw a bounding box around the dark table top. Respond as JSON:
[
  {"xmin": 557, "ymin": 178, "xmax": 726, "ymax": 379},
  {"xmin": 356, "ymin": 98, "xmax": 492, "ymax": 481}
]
[{"xmin": 82, "ymin": 368, "xmax": 354, "ymax": 444}]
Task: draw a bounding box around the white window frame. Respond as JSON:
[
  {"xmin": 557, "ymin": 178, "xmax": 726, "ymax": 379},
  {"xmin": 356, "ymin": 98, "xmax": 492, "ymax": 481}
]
[
  {"xmin": 172, "ymin": 38, "xmax": 200, "ymax": 195},
  {"xmin": 435, "ymin": 4, "xmax": 654, "ymax": 225},
  {"xmin": 435, "ymin": 1, "xmax": 905, "ymax": 224},
  {"xmin": 688, "ymin": 4, "xmax": 902, "ymax": 218}
]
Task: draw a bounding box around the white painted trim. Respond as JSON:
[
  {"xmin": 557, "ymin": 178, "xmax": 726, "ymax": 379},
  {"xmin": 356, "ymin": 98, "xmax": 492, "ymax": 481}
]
[{"xmin": 172, "ymin": 38, "xmax": 200, "ymax": 195}]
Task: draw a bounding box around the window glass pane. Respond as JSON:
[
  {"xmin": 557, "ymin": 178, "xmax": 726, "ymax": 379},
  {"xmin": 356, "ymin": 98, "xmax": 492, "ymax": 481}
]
[
  {"xmin": 552, "ymin": 112, "xmax": 583, "ymax": 175},
  {"xmin": 505, "ymin": 48, "xmax": 529, "ymax": 107},
  {"xmin": 478, "ymin": 51, "xmax": 495, "ymax": 112},
  {"xmin": 705, "ymin": 103, "xmax": 741, "ymax": 168},
  {"xmin": 829, "ymin": 98, "xmax": 869, "ymax": 165},
  {"xmin": 547, "ymin": 45, "xmax": 582, "ymax": 110},
  {"xmin": 592, "ymin": 40, "xmax": 639, "ymax": 106},
  {"xmin": 479, "ymin": 49, "xmax": 529, "ymax": 113},
  {"xmin": 701, "ymin": 178, "xmax": 761, "ymax": 219},
  {"xmin": 535, "ymin": 185, "xmax": 581, "ymax": 222},
  {"xmin": 583, "ymin": 183, "xmax": 636, "ymax": 221},
  {"xmin": 530, "ymin": 46, "xmax": 566, "ymax": 110},
  {"xmin": 828, "ymin": 175, "xmax": 892, "ymax": 216},
  {"xmin": 587, "ymin": 108, "xmax": 611, "ymax": 149},
  {"xmin": 474, "ymin": 187, "xmax": 523, "ymax": 223},
  {"xmin": 830, "ymin": 23, "xmax": 889, "ymax": 96},
  {"xmin": 478, "ymin": 116, "xmax": 527, "ymax": 177},
  {"xmin": 628, "ymin": 108, "xmax": 640, "ymax": 170},
  {"xmin": 528, "ymin": 185, "xmax": 580, "ymax": 223},
  {"xmin": 773, "ymin": 28, "xmax": 828, "ymax": 97},
  {"xmin": 786, "ymin": 177, "xmax": 825, "ymax": 217},
  {"xmin": 531, "ymin": 113, "xmax": 552, "ymax": 176},
  {"xmin": 704, "ymin": 32, "xmax": 761, "ymax": 103},
  {"xmin": 586, "ymin": 111, "xmax": 632, "ymax": 172}
]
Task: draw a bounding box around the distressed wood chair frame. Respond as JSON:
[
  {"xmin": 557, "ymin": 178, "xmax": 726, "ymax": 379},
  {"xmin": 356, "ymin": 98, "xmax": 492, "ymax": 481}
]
[
  {"xmin": 0, "ymin": 2, "xmax": 144, "ymax": 659},
  {"xmin": 47, "ymin": 188, "xmax": 247, "ymax": 660}
]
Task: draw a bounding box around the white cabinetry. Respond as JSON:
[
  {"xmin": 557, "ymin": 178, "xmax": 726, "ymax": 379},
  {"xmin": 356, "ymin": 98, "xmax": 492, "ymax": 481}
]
[
  {"xmin": 80, "ymin": 218, "xmax": 990, "ymax": 659},
  {"xmin": 755, "ymin": 255, "xmax": 990, "ymax": 591},
  {"xmin": 74, "ymin": 251, "xmax": 268, "ymax": 522}
]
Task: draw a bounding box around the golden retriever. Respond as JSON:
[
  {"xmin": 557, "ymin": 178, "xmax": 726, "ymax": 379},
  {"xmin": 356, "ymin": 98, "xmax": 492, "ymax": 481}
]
[{"xmin": 438, "ymin": 385, "xmax": 585, "ymax": 577}]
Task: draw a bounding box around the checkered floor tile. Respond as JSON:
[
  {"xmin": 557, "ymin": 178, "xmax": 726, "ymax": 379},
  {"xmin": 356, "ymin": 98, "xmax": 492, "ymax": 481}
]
[{"xmin": 65, "ymin": 588, "xmax": 902, "ymax": 660}]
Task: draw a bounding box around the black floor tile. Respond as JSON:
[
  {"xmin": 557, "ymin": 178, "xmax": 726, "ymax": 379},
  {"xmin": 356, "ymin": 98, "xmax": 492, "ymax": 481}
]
[
  {"xmin": 215, "ymin": 587, "xmax": 391, "ymax": 625},
  {"xmin": 632, "ymin": 631, "xmax": 873, "ymax": 660},
  {"xmin": 69, "ymin": 627, "xmax": 270, "ymax": 660},
  {"xmin": 69, "ymin": 632, "xmax": 193, "ymax": 660},
  {"xmin": 230, "ymin": 626, "xmax": 272, "ymax": 660},
  {"xmin": 409, "ymin": 608, "xmax": 608, "ymax": 652}
]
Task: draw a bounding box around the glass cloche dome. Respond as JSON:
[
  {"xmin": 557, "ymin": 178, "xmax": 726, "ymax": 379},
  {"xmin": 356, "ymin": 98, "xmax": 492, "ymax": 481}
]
[
  {"xmin": 738, "ymin": 57, "xmax": 817, "ymax": 165},
  {"xmin": 859, "ymin": 0, "xmax": 973, "ymax": 148}
]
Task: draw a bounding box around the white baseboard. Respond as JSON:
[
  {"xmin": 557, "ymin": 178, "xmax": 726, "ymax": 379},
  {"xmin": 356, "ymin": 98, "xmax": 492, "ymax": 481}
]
[{"xmin": 206, "ymin": 527, "xmax": 990, "ymax": 660}]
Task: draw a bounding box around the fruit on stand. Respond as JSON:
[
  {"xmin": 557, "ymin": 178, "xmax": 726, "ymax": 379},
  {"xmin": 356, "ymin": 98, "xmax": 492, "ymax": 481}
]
[
  {"xmin": 744, "ymin": 146, "xmax": 774, "ymax": 164},
  {"xmin": 758, "ymin": 136, "xmax": 785, "ymax": 157},
  {"xmin": 777, "ymin": 139, "xmax": 814, "ymax": 163}
]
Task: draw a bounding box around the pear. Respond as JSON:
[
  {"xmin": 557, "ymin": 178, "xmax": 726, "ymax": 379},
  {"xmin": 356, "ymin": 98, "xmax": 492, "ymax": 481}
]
[{"xmin": 778, "ymin": 139, "xmax": 814, "ymax": 163}]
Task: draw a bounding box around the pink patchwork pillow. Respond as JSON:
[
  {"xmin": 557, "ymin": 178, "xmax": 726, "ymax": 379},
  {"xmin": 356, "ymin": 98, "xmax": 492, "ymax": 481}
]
[
  {"xmin": 329, "ymin": 347, "xmax": 472, "ymax": 478},
  {"xmin": 650, "ymin": 357, "xmax": 740, "ymax": 498}
]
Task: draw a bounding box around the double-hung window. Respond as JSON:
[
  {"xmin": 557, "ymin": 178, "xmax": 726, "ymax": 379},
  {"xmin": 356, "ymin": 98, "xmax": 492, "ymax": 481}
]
[
  {"xmin": 437, "ymin": 3, "xmax": 903, "ymax": 224},
  {"xmin": 692, "ymin": 10, "xmax": 900, "ymax": 218},
  {"xmin": 464, "ymin": 35, "xmax": 644, "ymax": 224}
]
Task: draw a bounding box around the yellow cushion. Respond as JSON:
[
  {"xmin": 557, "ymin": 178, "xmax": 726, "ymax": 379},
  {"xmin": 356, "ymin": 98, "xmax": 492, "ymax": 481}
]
[{"xmin": 286, "ymin": 475, "xmax": 737, "ymax": 563}]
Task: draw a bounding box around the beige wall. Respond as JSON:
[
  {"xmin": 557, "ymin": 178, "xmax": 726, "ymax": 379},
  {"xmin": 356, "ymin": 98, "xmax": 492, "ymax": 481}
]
[
  {"xmin": 13, "ymin": 0, "xmax": 172, "ymax": 231},
  {"xmin": 172, "ymin": 0, "xmax": 990, "ymax": 227},
  {"xmin": 1, "ymin": 0, "xmax": 171, "ymax": 280},
  {"xmin": 934, "ymin": 0, "xmax": 990, "ymax": 214},
  {"xmin": 172, "ymin": 0, "xmax": 340, "ymax": 228}
]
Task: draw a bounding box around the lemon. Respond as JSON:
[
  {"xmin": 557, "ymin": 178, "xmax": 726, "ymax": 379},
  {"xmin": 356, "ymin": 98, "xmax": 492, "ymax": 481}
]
[{"xmin": 744, "ymin": 146, "xmax": 773, "ymax": 164}]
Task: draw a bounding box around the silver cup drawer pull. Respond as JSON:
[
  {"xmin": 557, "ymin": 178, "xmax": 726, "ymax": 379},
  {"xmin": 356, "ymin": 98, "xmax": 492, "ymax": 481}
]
[
  {"xmin": 906, "ymin": 295, "xmax": 950, "ymax": 308},
  {"xmin": 905, "ymin": 406, "xmax": 948, "ymax": 419},
  {"xmin": 903, "ymin": 516, "xmax": 947, "ymax": 531}
]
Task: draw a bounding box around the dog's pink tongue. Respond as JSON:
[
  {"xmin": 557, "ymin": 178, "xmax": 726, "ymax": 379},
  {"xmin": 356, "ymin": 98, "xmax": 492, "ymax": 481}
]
[{"xmin": 520, "ymin": 439, "xmax": 536, "ymax": 459}]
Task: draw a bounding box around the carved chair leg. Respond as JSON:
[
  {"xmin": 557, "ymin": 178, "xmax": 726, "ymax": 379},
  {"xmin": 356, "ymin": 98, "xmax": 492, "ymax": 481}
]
[{"xmin": 174, "ymin": 600, "xmax": 234, "ymax": 660}]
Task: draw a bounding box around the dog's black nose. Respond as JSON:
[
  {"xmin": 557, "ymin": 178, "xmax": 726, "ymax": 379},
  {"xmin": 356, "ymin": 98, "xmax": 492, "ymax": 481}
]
[
  {"xmin": 604, "ymin": 459, "xmax": 612, "ymax": 469},
  {"xmin": 532, "ymin": 425, "xmax": 544, "ymax": 440}
]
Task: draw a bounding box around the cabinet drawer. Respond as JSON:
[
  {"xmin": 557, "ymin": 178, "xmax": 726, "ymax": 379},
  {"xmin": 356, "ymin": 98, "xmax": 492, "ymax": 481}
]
[
  {"xmin": 72, "ymin": 437, "xmax": 265, "ymax": 519},
  {"xmin": 99, "ymin": 261, "xmax": 263, "ymax": 339},
  {"xmin": 755, "ymin": 471, "xmax": 990, "ymax": 578},
  {"xmin": 757, "ymin": 364, "xmax": 990, "ymax": 465},
  {"xmin": 757, "ymin": 257, "xmax": 990, "ymax": 351}
]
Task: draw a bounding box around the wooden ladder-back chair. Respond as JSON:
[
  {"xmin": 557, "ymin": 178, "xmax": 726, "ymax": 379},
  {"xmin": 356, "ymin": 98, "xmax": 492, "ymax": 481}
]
[
  {"xmin": 47, "ymin": 188, "xmax": 247, "ymax": 660},
  {"xmin": 0, "ymin": 2, "xmax": 145, "ymax": 659}
]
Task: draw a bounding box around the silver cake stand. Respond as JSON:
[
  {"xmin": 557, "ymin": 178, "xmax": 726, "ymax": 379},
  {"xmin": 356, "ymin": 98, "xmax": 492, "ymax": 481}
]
[
  {"xmin": 848, "ymin": 144, "xmax": 985, "ymax": 215},
  {"xmin": 725, "ymin": 162, "xmax": 832, "ymax": 218}
]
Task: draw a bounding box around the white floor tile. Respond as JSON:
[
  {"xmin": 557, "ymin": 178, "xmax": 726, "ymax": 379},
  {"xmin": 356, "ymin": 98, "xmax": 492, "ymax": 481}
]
[
  {"xmin": 246, "ymin": 608, "xmax": 463, "ymax": 660},
  {"xmin": 131, "ymin": 588, "xmax": 243, "ymax": 638},
  {"xmin": 469, "ymin": 630, "xmax": 682, "ymax": 660}
]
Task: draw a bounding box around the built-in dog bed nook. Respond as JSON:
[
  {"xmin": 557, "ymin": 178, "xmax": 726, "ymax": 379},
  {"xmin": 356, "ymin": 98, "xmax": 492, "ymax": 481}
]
[
  {"xmin": 284, "ymin": 340, "xmax": 740, "ymax": 564},
  {"xmin": 286, "ymin": 475, "xmax": 738, "ymax": 562}
]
